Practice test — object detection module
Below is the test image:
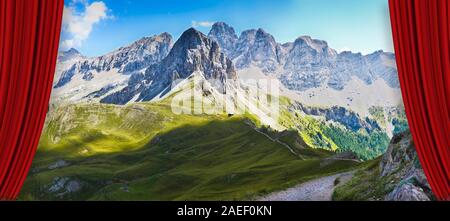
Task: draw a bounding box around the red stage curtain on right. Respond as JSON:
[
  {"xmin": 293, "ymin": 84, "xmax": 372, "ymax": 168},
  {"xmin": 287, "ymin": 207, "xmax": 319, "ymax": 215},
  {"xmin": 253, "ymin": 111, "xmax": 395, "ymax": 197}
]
[{"xmin": 389, "ymin": 0, "xmax": 450, "ymax": 200}]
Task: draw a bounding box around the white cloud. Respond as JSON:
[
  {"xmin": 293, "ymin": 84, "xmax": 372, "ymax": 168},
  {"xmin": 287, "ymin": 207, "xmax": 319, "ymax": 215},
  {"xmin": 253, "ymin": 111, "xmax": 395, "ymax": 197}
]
[
  {"xmin": 61, "ymin": 0, "xmax": 111, "ymax": 50},
  {"xmin": 191, "ymin": 20, "xmax": 214, "ymax": 28}
]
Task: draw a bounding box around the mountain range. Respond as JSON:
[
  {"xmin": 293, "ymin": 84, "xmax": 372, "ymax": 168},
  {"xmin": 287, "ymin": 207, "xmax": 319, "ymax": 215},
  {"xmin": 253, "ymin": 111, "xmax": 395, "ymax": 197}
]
[
  {"xmin": 19, "ymin": 22, "xmax": 412, "ymax": 200},
  {"xmin": 52, "ymin": 22, "xmax": 400, "ymax": 115},
  {"xmin": 208, "ymin": 22, "xmax": 398, "ymax": 91},
  {"xmin": 101, "ymin": 28, "xmax": 237, "ymax": 105}
]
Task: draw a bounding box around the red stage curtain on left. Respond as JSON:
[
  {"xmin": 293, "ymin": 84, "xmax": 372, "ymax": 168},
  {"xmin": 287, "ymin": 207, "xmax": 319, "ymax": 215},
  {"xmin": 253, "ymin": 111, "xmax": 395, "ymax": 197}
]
[
  {"xmin": 389, "ymin": 0, "xmax": 450, "ymax": 200},
  {"xmin": 0, "ymin": 0, "xmax": 64, "ymax": 200}
]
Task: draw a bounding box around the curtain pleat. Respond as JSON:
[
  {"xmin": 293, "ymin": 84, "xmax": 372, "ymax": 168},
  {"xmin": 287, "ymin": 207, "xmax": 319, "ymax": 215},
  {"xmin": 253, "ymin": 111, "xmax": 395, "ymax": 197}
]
[
  {"xmin": 389, "ymin": 0, "xmax": 450, "ymax": 200},
  {"xmin": 0, "ymin": 0, "xmax": 63, "ymax": 200}
]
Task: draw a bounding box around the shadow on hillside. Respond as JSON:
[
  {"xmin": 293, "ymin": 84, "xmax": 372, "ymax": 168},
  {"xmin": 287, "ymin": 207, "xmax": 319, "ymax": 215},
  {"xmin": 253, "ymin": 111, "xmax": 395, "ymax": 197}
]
[{"xmin": 20, "ymin": 118, "xmax": 361, "ymax": 201}]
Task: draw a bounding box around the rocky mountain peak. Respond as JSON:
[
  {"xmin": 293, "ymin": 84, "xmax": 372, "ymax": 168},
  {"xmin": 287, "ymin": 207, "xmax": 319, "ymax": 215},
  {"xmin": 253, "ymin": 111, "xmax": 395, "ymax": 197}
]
[
  {"xmin": 293, "ymin": 36, "xmax": 336, "ymax": 56},
  {"xmin": 174, "ymin": 28, "xmax": 209, "ymax": 50},
  {"xmin": 255, "ymin": 28, "xmax": 274, "ymax": 40},
  {"xmin": 239, "ymin": 29, "xmax": 257, "ymax": 39},
  {"xmin": 150, "ymin": 27, "xmax": 237, "ymax": 83},
  {"xmin": 339, "ymin": 51, "xmax": 362, "ymax": 58},
  {"xmin": 206, "ymin": 23, "xmax": 398, "ymax": 91},
  {"xmin": 66, "ymin": 48, "xmax": 81, "ymax": 55},
  {"xmin": 209, "ymin": 22, "xmax": 237, "ymax": 39},
  {"xmin": 54, "ymin": 33, "xmax": 173, "ymax": 89},
  {"xmin": 365, "ymin": 50, "xmax": 395, "ymax": 63},
  {"xmin": 58, "ymin": 48, "xmax": 83, "ymax": 62},
  {"xmin": 155, "ymin": 32, "xmax": 172, "ymax": 41},
  {"xmin": 113, "ymin": 32, "xmax": 173, "ymax": 58},
  {"xmin": 54, "ymin": 22, "xmax": 400, "ymax": 107},
  {"xmin": 208, "ymin": 22, "xmax": 238, "ymax": 56},
  {"xmin": 231, "ymin": 27, "xmax": 283, "ymax": 73},
  {"xmin": 101, "ymin": 27, "xmax": 237, "ymax": 104},
  {"xmin": 124, "ymin": 32, "xmax": 172, "ymax": 49},
  {"xmin": 254, "ymin": 28, "xmax": 279, "ymax": 50},
  {"xmin": 233, "ymin": 29, "xmax": 256, "ymax": 55}
]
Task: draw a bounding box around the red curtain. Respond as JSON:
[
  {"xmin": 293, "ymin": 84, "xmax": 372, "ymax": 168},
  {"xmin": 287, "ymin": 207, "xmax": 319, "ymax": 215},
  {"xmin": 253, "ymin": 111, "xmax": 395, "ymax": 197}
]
[
  {"xmin": 0, "ymin": 0, "xmax": 64, "ymax": 200},
  {"xmin": 389, "ymin": 0, "xmax": 450, "ymax": 200},
  {"xmin": 0, "ymin": 0, "xmax": 449, "ymax": 202}
]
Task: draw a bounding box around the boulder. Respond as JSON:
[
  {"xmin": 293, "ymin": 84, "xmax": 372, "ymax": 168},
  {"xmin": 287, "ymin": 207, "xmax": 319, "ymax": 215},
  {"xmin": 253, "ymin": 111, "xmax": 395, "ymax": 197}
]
[{"xmin": 380, "ymin": 130, "xmax": 434, "ymax": 201}]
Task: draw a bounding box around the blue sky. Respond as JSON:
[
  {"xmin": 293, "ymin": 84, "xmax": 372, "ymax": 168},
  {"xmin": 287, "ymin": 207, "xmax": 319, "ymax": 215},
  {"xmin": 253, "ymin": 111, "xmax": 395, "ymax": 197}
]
[{"xmin": 61, "ymin": 0, "xmax": 394, "ymax": 57}]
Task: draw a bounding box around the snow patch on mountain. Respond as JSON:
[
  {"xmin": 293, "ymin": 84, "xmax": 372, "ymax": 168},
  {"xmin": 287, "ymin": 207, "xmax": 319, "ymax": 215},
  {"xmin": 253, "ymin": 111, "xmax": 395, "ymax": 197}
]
[
  {"xmin": 166, "ymin": 71, "xmax": 283, "ymax": 130},
  {"xmin": 54, "ymin": 48, "xmax": 85, "ymax": 88},
  {"xmin": 50, "ymin": 33, "xmax": 173, "ymax": 104},
  {"xmin": 101, "ymin": 28, "xmax": 237, "ymax": 105},
  {"xmin": 295, "ymin": 77, "xmax": 402, "ymax": 116},
  {"xmin": 52, "ymin": 22, "xmax": 402, "ymax": 125},
  {"xmin": 50, "ymin": 69, "xmax": 129, "ymax": 104}
]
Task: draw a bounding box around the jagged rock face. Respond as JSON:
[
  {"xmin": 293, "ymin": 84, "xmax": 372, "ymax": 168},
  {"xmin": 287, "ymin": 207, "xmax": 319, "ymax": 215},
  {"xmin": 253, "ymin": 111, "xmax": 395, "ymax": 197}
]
[
  {"xmin": 211, "ymin": 27, "xmax": 276, "ymax": 70},
  {"xmin": 58, "ymin": 48, "xmax": 83, "ymax": 63},
  {"xmin": 386, "ymin": 183, "xmax": 431, "ymax": 201},
  {"xmin": 381, "ymin": 131, "xmax": 434, "ymax": 201},
  {"xmin": 291, "ymin": 102, "xmax": 381, "ymax": 132},
  {"xmin": 101, "ymin": 28, "xmax": 237, "ymax": 104},
  {"xmin": 152, "ymin": 28, "xmax": 237, "ymax": 82},
  {"xmin": 365, "ymin": 50, "xmax": 399, "ymax": 88},
  {"xmin": 208, "ymin": 22, "xmax": 238, "ymax": 56},
  {"xmin": 284, "ymin": 36, "xmax": 337, "ymax": 69},
  {"xmin": 114, "ymin": 32, "xmax": 173, "ymax": 74},
  {"xmin": 231, "ymin": 29, "xmax": 283, "ymax": 73},
  {"xmin": 281, "ymin": 44, "xmax": 398, "ymax": 91},
  {"xmin": 54, "ymin": 21, "xmax": 400, "ymax": 108},
  {"xmin": 327, "ymin": 52, "xmax": 372, "ymax": 90},
  {"xmin": 208, "ymin": 22, "xmax": 399, "ymax": 91},
  {"xmin": 281, "ymin": 36, "xmax": 337, "ymax": 90},
  {"xmin": 54, "ymin": 33, "xmax": 173, "ymax": 88},
  {"xmin": 54, "ymin": 48, "xmax": 85, "ymax": 88}
]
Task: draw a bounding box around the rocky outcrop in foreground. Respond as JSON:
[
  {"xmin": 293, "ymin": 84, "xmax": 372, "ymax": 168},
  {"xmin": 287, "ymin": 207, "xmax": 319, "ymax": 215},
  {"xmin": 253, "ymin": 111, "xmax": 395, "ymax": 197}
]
[
  {"xmin": 381, "ymin": 131, "xmax": 433, "ymax": 201},
  {"xmin": 332, "ymin": 130, "xmax": 434, "ymax": 201}
]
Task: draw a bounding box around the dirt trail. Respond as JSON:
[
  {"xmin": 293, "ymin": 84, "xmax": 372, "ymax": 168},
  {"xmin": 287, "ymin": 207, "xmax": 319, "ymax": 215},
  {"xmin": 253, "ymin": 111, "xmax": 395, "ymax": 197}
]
[
  {"xmin": 259, "ymin": 171, "xmax": 355, "ymax": 201},
  {"xmin": 243, "ymin": 121, "xmax": 302, "ymax": 159}
]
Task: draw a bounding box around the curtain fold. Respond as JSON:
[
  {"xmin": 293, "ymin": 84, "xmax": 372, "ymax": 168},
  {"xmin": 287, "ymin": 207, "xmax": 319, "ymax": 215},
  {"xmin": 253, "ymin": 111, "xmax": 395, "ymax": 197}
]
[
  {"xmin": 0, "ymin": 0, "xmax": 64, "ymax": 200},
  {"xmin": 389, "ymin": 0, "xmax": 450, "ymax": 200}
]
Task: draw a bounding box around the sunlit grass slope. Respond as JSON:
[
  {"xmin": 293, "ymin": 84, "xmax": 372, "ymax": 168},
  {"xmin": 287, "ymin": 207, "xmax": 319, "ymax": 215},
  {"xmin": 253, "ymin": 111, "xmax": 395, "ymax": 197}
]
[{"xmin": 20, "ymin": 99, "xmax": 359, "ymax": 200}]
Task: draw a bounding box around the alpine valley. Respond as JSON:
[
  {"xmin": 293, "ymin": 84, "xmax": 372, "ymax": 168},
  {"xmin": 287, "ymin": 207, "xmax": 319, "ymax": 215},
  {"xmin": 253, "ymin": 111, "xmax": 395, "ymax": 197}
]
[{"xmin": 20, "ymin": 22, "xmax": 409, "ymax": 200}]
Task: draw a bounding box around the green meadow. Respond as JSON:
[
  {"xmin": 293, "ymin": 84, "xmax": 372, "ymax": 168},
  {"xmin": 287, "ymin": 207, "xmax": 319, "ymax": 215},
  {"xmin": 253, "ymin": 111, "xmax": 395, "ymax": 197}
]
[{"xmin": 19, "ymin": 98, "xmax": 360, "ymax": 200}]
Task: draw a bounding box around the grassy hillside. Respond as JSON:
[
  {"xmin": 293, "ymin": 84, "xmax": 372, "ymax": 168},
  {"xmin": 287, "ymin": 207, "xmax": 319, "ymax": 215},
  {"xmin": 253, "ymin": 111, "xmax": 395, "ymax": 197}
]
[
  {"xmin": 277, "ymin": 97, "xmax": 391, "ymax": 160},
  {"xmin": 20, "ymin": 100, "xmax": 359, "ymax": 200},
  {"xmin": 332, "ymin": 158, "xmax": 384, "ymax": 200}
]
